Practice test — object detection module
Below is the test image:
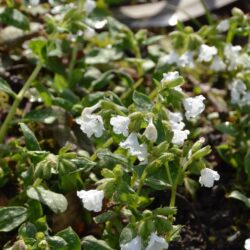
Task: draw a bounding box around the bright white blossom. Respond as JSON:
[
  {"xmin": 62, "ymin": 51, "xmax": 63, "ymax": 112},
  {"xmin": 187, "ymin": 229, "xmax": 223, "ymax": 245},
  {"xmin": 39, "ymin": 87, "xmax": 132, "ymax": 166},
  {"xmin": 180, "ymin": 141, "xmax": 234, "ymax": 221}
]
[
  {"xmin": 198, "ymin": 44, "xmax": 218, "ymax": 62},
  {"xmin": 169, "ymin": 112, "xmax": 189, "ymax": 146},
  {"xmin": 172, "ymin": 129, "xmax": 190, "ymax": 146},
  {"xmin": 110, "ymin": 115, "xmax": 130, "ymax": 137},
  {"xmin": 76, "ymin": 103, "xmax": 104, "ymax": 138},
  {"xmin": 230, "ymin": 79, "xmax": 246, "ymax": 104},
  {"xmin": 169, "ymin": 112, "xmax": 185, "ymax": 130},
  {"xmin": 144, "ymin": 118, "xmax": 158, "ymax": 143},
  {"xmin": 224, "ymin": 44, "xmax": 242, "ymax": 70},
  {"xmin": 199, "ymin": 168, "xmax": 220, "ymax": 188},
  {"xmin": 145, "ymin": 233, "xmax": 169, "ymax": 250},
  {"xmin": 120, "ymin": 133, "xmax": 148, "ymax": 163},
  {"xmin": 161, "ymin": 71, "xmax": 179, "ymax": 84},
  {"xmin": 84, "ymin": 0, "xmax": 96, "ymax": 14},
  {"xmin": 245, "ymin": 238, "xmax": 250, "ymax": 250},
  {"xmin": 217, "ymin": 19, "xmax": 230, "ymax": 32},
  {"xmin": 178, "ymin": 51, "xmax": 194, "ymax": 68},
  {"xmin": 210, "ymin": 56, "xmax": 226, "ymax": 71},
  {"xmin": 77, "ymin": 189, "xmax": 104, "ymax": 212},
  {"xmin": 183, "ymin": 95, "xmax": 206, "ymax": 120},
  {"xmin": 120, "ymin": 236, "xmax": 142, "ymax": 250}
]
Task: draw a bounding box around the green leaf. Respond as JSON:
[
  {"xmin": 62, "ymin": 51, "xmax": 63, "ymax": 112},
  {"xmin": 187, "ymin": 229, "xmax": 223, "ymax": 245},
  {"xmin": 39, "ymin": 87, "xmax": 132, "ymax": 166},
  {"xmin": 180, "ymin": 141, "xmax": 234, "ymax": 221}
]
[
  {"xmin": 56, "ymin": 227, "xmax": 81, "ymax": 250},
  {"xmin": 94, "ymin": 211, "xmax": 117, "ymax": 224},
  {"xmin": 0, "ymin": 206, "xmax": 28, "ymax": 232},
  {"xmin": 85, "ymin": 48, "xmax": 123, "ymax": 65},
  {"xmin": 132, "ymin": 90, "xmax": 152, "ymax": 111},
  {"xmin": 215, "ymin": 123, "xmax": 238, "ymax": 136},
  {"xmin": 47, "ymin": 236, "xmax": 67, "ymax": 249},
  {"xmin": 97, "ymin": 150, "xmax": 129, "ymax": 166},
  {"xmin": 155, "ymin": 215, "xmax": 172, "ymax": 234},
  {"xmin": 0, "ymin": 8, "xmax": 29, "ymax": 30},
  {"xmin": 24, "ymin": 109, "xmax": 57, "ymax": 124},
  {"xmin": 228, "ymin": 190, "xmax": 250, "ymax": 208},
  {"xmin": 20, "ymin": 123, "xmax": 41, "ymax": 151},
  {"xmin": 28, "ymin": 38, "xmax": 47, "ymax": 61},
  {"xmin": 81, "ymin": 236, "xmax": 114, "ymax": 250},
  {"xmin": 18, "ymin": 222, "xmax": 37, "ymax": 239},
  {"xmin": 27, "ymin": 186, "xmax": 68, "ymax": 214},
  {"xmin": 0, "ymin": 77, "xmax": 16, "ymax": 97},
  {"xmin": 54, "ymin": 74, "xmax": 68, "ymax": 92},
  {"xmin": 27, "ymin": 199, "xmax": 43, "ymax": 222},
  {"xmin": 119, "ymin": 224, "xmax": 136, "ymax": 245},
  {"xmin": 71, "ymin": 156, "xmax": 96, "ymax": 173}
]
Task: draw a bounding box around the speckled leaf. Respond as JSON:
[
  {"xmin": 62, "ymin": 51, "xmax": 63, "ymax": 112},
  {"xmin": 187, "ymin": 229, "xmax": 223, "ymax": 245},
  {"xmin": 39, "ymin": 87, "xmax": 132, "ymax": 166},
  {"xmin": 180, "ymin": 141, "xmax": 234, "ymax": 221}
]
[
  {"xmin": 27, "ymin": 186, "xmax": 68, "ymax": 214},
  {"xmin": 20, "ymin": 123, "xmax": 41, "ymax": 151},
  {"xmin": 0, "ymin": 206, "xmax": 28, "ymax": 232}
]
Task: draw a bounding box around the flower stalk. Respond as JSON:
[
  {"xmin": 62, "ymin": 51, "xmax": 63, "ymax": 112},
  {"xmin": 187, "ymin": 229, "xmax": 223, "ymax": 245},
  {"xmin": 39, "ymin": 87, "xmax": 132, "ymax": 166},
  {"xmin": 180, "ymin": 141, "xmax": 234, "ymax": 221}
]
[{"xmin": 0, "ymin": 62, "xmax": 43, "ymax": 143}]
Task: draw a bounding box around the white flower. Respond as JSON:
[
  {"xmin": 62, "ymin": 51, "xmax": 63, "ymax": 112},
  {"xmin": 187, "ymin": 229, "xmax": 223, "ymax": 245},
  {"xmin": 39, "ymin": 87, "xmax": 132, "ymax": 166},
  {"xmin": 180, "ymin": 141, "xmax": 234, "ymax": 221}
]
[
  {"xmin": 198, "ymin": 44, "xmax": 218, "ymax": 62},
  {"xmin": 230, "ymin": 79, "xmax": 246, "ymax": 104},
  {"xmin": 199, "ymin": 168, "xmax": 220, "ymax": 188},
  {"xmin": 172, "ymin": 129, "xmax": 190, "ymax": 146},
  {"xmin": 168, "ymin": 112, "xmax": 189, "ymax": 146},
  {"xmin": 84, "ymin": 0, "xmax": 96, "ymax": 14},
  {"xmin": 146, "ymin": 233, "xmax": 168, "ymax": 250},
  {"xmin": 121, "ymin": 236, "xmax": 142, "ymax": 250},
  {"xmin": 144, "ymin": 118, "xmax": 158, "ymax": 143},
  {"xmin": 217, "ymin": 20, "xmax": 229, "ymax": 32},
  {"xmin": 77, "ymin": 189, "xmax": 104, "ymax": 212},
  {"xmin": 85, "ymin": 27, "xmax": 96, "ymax": 38},
  {"xmin": 183, "ymin": 95, "xmax": 206, "ymax": 120},
  {"xmin": 245, "ymin": 238, "xmax": 250, "ymax": 250},
  {"xmin": 178, "ymin": 51, "xmax": 194, "ymax": 68},
  {"xmin": 210, "ymin": 56, "xmax": 226, "ymax": 71},
  {"xmin": 168, "ymin": 112, "xmax": 185, "ymax": 130},
  {"xmin": 120, "ymin": 133, "xmax": 148, "ymax": 163},
  {"xmin": 110, "ymin": 115, "xmax": 130, "ymax": 137},
  {"xmin": 160, "ymin": 51, "xmax": 179, "ymax": 65},
  {"xmin": 76, "ymin": 103, "xmax": 104, "ymax": 138},
  {"xmin": 161, "ymin": 71, "xmax": 179, "ymax": 84},
  {"xmin": 224, "ymin": 44, "xmax": 242, "ymax": 70}
]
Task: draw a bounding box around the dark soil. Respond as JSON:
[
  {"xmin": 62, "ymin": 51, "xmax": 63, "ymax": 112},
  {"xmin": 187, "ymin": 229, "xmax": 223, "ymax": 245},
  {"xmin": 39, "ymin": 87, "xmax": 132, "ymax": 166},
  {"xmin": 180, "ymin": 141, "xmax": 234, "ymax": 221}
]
[{"xmin": 169, "ymin": 164, "xmax": 250, "ymax": 250}]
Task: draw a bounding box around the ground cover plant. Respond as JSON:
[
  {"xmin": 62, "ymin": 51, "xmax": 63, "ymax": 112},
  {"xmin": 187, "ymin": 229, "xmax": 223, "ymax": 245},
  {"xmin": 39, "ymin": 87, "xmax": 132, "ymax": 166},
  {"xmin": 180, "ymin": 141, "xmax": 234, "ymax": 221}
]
[{"xmin": 0, "ymin": 0, "xmax": 249, "ymax": 249}]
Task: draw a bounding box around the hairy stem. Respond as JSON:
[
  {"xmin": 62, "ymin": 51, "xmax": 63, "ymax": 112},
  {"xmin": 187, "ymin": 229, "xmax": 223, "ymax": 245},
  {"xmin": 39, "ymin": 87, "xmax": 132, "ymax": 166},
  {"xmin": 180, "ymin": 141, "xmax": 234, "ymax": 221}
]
[{"xmin": 0, "ymin": 62, "xmax": 43, "ymax": 143}]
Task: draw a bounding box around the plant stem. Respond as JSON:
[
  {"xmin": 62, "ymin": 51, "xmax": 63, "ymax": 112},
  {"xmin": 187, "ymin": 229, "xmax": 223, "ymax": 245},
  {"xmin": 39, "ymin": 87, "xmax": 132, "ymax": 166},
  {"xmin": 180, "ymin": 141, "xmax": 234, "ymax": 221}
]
[
  {"xmin": 0, "ymin": 62, "xmax": 43, "ymax": 143},
  {"xmin": 33, "ymin": 177, "xmax": 42, "ymax": 188},
  {"xmin": 137, "ymin": 170, "xmax": 147, "ymax": 195},
  {"xmin": 199, "ymin": 0, "xmax": 213, "ymax": 25},
  {"xmin": 169, "ymin": 166, "xmax": 182, "ymax": 207},
  {"xmin": 68, "ymin": 44, "xmax": 78, "ymax": 84}
]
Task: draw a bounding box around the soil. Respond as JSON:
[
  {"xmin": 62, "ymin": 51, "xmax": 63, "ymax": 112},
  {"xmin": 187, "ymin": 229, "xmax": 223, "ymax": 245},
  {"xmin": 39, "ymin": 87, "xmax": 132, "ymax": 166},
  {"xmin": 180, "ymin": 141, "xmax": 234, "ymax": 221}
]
[{"xmin": 168, "ymin": 164, "xmax": 250, "ymax": 250}]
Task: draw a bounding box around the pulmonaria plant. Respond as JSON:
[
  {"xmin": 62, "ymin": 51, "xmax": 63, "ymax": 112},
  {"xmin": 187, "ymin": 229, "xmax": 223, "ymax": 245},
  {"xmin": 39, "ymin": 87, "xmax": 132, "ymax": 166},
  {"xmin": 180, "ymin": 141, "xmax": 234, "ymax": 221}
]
[{"xmin": 74, "ymin": 71, "xmax": 218, "ymax": 248}]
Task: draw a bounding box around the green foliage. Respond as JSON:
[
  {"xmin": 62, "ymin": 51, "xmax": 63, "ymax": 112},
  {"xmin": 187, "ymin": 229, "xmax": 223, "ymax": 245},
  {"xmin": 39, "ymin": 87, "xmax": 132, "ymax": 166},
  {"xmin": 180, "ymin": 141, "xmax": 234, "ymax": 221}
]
[
  {"xmin": 0, "ymin": 1, "xmax": 250, "ymax": 249},
  {"xmin": 0, "ymin": 207, "xmax": 28, "ymax": 232}
]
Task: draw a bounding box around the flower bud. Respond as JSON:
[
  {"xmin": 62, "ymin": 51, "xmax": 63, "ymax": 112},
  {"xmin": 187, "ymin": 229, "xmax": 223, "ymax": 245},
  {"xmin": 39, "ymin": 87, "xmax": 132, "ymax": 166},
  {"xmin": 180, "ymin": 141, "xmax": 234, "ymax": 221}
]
[{"xmin": 144, "ymin": 118, "xmax": 158, "ymax": 143}]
